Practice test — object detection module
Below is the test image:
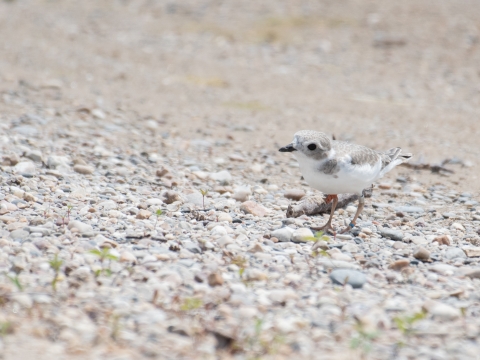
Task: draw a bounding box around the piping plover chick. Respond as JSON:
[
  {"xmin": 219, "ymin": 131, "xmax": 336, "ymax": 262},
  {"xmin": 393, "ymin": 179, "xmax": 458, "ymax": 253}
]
[{"xmin": 279, "ymin": 130, "xmax": 412, "ymax": 234}]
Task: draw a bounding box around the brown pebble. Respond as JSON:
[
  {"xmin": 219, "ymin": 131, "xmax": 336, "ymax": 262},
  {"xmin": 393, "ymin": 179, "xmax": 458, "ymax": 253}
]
[
  {"xmin": 162, "ymin": 190, "xmax": 181, "ymax": 204},
  {"xmin": 240, "ymin": 201, "xmax": 268, "ymax": 217},
  {"xmin": 73, "ymin": 164, "xmax": 94, "ymax": 175},
  {"xmin": 156, "ymin": 166, "xmax": 172, "ymax": 178},
  {"xmin": 414, "ymin": 247, "xmax": 430, "ymax": 261},
  {"xmin": 433, "ymin": 235, "xmax": 450, "ymax": 246},
  {"xmin": 389, "ymin": 259, "xmax": 410, "ymax": 271},
  {"xmin": 248, "ymin": 243, "xmax": 264, "ymax": 253},
  {"xmin": 208, "ymin": 272, "xmax": 224, "ymax": 287},
  {"xmin": 136, "ymin": 210, "xmax": 152, "ymax": 220},
  {"xmin": 270, "ymin": 237, "xmax": 278, "ymax": 243},
  {"xmin": 284, "ymin": 189, "xmax": 306, "ymax": 201}
]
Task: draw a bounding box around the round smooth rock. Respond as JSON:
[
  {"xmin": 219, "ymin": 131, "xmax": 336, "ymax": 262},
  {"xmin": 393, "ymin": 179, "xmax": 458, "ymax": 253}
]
[
  {"xmin": 380, "ymin": 228, "xmax": 404, "ymax": 241},
  {"xmin": 444, "ymin": 247, "xmax": 466, "ymax": 260},
  {"xmin": 389, "ymin": 259, "xmax": 410, "ymax": 271},
  {"xmin": 73, "ymin": 164, "xmax": 94, "ymax": 175},
  {"xmin": 284, "ymin": 189, "xmax": 305, "ymax": 201},
  {"xmin": 292, "ymin": 228, "xmax": 314, "ymax": 243},
  {"xmin": 271, "ymin": 227, "xmax": 294, "ymax": 242},
  {"xmin": 330, "ymin": 269, "xmax": 367, "ymax": 289},
  {"xmin": 414, "ymin": 247, "xmax": 430, "ymax": 261}
]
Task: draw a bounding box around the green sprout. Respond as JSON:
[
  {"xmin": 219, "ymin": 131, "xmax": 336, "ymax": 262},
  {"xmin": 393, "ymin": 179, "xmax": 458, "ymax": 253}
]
[
  {"xmin": 66, "ymin": 204, "xmax": 73, "ymax": 221},
  {"xmin": 305, "ymin": 231, "xmax": 331, "ymax": 258},
  {"xmin": 350, "ymin": 321, "xmax": 379, "ymax": 358},
  {"xmin": 6, "ymin": 274, "xmax": 23, "ymax": 291},
  {"xmin": 154, "ymin": 209, "xmax": 163, "ymax": 232},
  {"xmin": 231, "ymin": 255, "xmax": 248, "ymax": 281},
  {"xmin": 199, "ymin": 188, "xmax": 209, "ymax": 210},
  {"xmin": 49, "ymin": 254, "xmax": 63, "ymax": 292},
  {"xmin": 232, "ymin": 318, "xmax": 285, "ymax": 356},
  {"xmin": 89, "ymin": 248, "xmax": 119, "ymax": 277},
  {"xmin": 393, "ymin": 310, "xmax": 426, "ymax": 345},
  {"xmin": 180, "ymin": 297, "xmax": 203, "ymax": 311}
]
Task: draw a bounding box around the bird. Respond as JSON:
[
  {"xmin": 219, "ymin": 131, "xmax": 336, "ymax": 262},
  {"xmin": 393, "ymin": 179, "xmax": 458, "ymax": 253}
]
[{"xmin": 279, "ymin": 130, "xmax": 412, "ymax": 234}]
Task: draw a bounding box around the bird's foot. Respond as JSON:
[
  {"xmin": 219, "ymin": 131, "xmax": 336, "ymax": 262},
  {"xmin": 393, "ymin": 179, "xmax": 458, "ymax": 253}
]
[
  {"xmin": 338, "ymin": 221, "xmax": 356, "ymax": 234},
  {"xmin": 310, "ymin": 223, "xmax": 336, "ymax": 237}
]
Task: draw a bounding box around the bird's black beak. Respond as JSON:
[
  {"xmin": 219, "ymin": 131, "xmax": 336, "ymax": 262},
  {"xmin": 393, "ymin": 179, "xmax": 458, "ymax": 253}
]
[{"xmin": 279, "ymin": 143, "xmax": 297, "ymax": 152}]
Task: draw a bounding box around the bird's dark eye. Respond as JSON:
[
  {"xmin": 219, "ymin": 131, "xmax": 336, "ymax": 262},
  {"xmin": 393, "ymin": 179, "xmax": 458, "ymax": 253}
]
[{"xmin": 307, "ymin": 144, "xmax": 317, "ymax": 151}]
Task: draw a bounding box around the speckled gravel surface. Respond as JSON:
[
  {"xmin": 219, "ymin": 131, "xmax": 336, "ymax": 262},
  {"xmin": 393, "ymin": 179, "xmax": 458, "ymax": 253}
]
[
  {"xmin": 1, "ymin": 106, "xmax": 480, "ymax": 359},
  {"xmin": 1, "ymin": 1, "xmax": 480, "ymax": 359}
]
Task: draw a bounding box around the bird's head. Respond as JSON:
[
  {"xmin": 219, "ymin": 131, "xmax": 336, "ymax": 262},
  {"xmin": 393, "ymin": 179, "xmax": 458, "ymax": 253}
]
[{"xmin": 279, "ymin": 130, "xmax": 332, "ymax": 160}]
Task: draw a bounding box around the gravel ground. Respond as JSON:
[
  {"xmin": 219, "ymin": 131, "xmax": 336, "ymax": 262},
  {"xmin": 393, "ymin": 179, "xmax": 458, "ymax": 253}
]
[{"xmin": 1, "ymin": 1, "xmax": 480, "ymax": 359}]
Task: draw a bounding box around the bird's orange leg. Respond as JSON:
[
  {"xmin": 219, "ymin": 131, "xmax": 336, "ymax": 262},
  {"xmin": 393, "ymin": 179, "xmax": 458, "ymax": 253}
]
[
  {"xmin": 339, "ymin": 194, "xmax": 365, "ymax": 234},
  {"xmin": 311, "ymin": 194, "xmax": 338, "ymax": 235}
]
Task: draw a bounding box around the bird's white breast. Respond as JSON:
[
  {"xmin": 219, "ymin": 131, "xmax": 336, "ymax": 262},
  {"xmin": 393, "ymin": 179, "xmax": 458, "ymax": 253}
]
[{"xmin": 293, "ymin": 151, "xmax": 382, "ymax": 195}]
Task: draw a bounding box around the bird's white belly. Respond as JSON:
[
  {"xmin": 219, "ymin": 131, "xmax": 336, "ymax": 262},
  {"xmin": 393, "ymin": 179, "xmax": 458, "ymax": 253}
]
[{"xmin": 296, "ymin": 156, "xmax": 382, "ymax": 195}]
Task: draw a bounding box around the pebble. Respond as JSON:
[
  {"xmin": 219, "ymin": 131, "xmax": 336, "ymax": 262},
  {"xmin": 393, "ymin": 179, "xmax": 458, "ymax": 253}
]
[
  {"xmin": 409, "ymin": 236, "xmax": 428, "ymax": 245},
  {"xmin": 244, "ymin": 269, "xmax": 268, "ymax": 281},
  {"xmin": 451, "ymin": 222, "xmax": 465, "ymax": 231},
  {"xmin": 73, "ymin": 164, "xmax": 94, "ymax": 175},
  {"xmin": 292, "ymin": 228, "xmax": 313, "ymax": 243},
  {"xmin": 217, "ymin": 212, "xmax": 233, "ymax": 223},
  {"xmin": 394, "ymin": 206, "xmax": 424, "ymax": 213},
  {"xmin": 208, "ymin": 272, "xmax": 224, "ymax": 286},
  {"xmin": 67, "ymin": 220, "xmax": 94, "ymax": 236},
  {"xmin": 232, "ymin": 187, "xmax": 251, "ymax": 202},
  {"xmin": 14, "ymin": 161, "xmax": 36, "ymax": 176},
  {"xmin": 329, "ymin": 269, "xmax": 367, "ymax": 289},
  {"xmin": 136, "ymin": 210, "xmax": 152, "ymax": 220},
  {"xmin": 463, "ymin": 248, "xmax": 480, "ymax": 258},
  {"xmin": 433, "ymin": 235, "xmax": 451, "ymax": 246},
  {"xmin": 120, "ymin": 251, "xmax": 137, "ymax": 263},
  {"xmin": 422, "ymin": 300, "xmax": 461, "ymax": 321},
  {"xmin": 380, "ymin": 228, "xmax": 404, "ymax": 241},
  {"xmin": 284, "ymin": 189, "xmax": 306, "ymax": 201},
  {"xmin": 240, "ymin": 201, "xmax": 268, "ymax": 217},
  {"xmin": 210, "ymin": 170, "xmax": 232, "ymax": 184},
  {"xmin": 9, "ymin": 229, "xmax": 29, "ymax": 240},
  {"xmin": 393, "ymin": 242, "xmax": 407, "ymax": 250},
  {"xmin": 414, "ymin": 247, "xmax": 430, "ymax": 261},
  {"xmin": 389, "ymin": 259, "xmax": 410, "ymax": 271},
  {"xmin": 271, "ymin": 227, "xmax": 294, "ymax": 242},
  {"xmin": 444, "ymin": 248, "xmax": 466, "ymax": 260}
]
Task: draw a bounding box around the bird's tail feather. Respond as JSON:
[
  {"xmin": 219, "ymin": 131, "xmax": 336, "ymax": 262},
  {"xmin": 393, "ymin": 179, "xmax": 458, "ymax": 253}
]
[{"xmin": 380, "ymin": 148, "xmax": 413, "ymax": 177}]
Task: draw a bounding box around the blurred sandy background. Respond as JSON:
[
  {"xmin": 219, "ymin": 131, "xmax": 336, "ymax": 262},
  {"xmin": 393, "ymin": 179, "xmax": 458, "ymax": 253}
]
[{"xmin": 1, "ymin": 0, "xmax": 479, "ymax": 194}]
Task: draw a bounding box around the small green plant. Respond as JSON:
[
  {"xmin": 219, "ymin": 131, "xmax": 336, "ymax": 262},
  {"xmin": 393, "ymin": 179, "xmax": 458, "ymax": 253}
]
[
  {"xmin": 6, "ymin": 274, "xmax": 23, "ymax": 291},
  {"xmin": 305, "ymin": 231, "xmax": 331, "ymax": 258},
  {"xmin": 0, "ymin": 321, "xmax": 11, "ymax": 336},
  {"xmin": 231, "ymin": 255, "xmax": 248, "ymax": 280},
  {"xmin": 110, "ymin": 314, "xmax": 122, "ymax": 341},
  {"xmin": 89, "ymin": 248, "xmax": 119, "ymax": 277},
  {"xmin": 154, "ymin": 209, "xmax": 163, "ymax": 232},
  {"xmin": 233, "ymin": 318, "xmax": 285, "ymax": 356},
  {"xmin": 49, "ymin": 254, "xmax": 63, "ymax": 291},
  {"xmin": 199, "ymin": 188, "xmax": 209, "ymax": 210},
  {"xmin": 350, "ymin": 321, "xmax": 379, "ymax": 358},
  {"xmin": 66, "ymin": 204, "xmax": 73, "ymax": 222},
  {"xmin": 393, "ymin": 310, "xmax": 426, "ymax": 345},
  {"xmin": 180, "ymin": 297, "xmax": 203, "ymax": 311}
]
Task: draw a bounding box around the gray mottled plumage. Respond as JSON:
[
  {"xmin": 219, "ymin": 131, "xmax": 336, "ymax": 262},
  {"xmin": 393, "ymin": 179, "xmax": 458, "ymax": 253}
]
[
  {"xmin": 283, "ymin": 130, "xmax": 412, "ymax": 195},
  {"xmin": 294, "ymin": 130, "xmax": 411, "ymax": 172}
]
